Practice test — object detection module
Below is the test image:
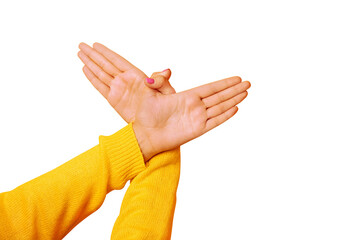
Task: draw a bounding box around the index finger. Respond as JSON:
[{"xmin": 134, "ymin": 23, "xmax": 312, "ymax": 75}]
[
  {"xmin": 79, "ymin": 42, "xmax": 121, "ymax": 77},
  {"xmin": 93, "ymin": 42, "xmax": 135, "ymax": 72}
]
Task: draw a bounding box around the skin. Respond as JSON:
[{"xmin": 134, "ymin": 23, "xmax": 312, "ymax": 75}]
[{"xmin": 78, "ymin": 42, "xmax": 251, "ymax": 161}]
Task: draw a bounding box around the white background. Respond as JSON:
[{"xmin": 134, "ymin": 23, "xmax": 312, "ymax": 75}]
[{"xmin": 0, "ymin": 0, "xmax": 359, "ymax": 239}]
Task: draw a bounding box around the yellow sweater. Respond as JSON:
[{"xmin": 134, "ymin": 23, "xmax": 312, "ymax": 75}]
[{"xmin": 0, "ymin": 123, "xmax": 180, "ymax": 239}]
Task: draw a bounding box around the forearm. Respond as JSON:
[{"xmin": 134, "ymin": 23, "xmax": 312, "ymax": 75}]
[
  {"xmin": 0, "ymin": 123, "xmax": 145, "ymax": 240},
  {"xmin": 111, "ymin": 148, "xmax": 181, "ymax": 240}
]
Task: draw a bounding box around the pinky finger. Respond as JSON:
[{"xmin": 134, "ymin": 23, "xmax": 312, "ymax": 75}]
[
  {"xmin": 83, "ymin": 66, "xmax": 110, "ymax": 98},
  {"xmin": 205, "ymin": 106, "xmax": 238, "ymax": 133}
]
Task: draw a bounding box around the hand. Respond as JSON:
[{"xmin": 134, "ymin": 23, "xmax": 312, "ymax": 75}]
[
  {"xmin": 78, "ymin": 43, "xmax": 251, "ymax": 161},
  {"xmin": 78, "ymin": 43, "xmax": 175, "ymax": 123},
  {"xmin": 132, "ymin": 76, "xmax": 250, "ymax": 161}
]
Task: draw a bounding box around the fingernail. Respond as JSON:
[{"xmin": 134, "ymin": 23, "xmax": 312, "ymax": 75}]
[
  {"xmin": 146, "ymin": 78, "xmax": 154, "ymax": 84},
  {"xmin": 162, "ymin": 68, "xmax": 170, "ymax": 72}
]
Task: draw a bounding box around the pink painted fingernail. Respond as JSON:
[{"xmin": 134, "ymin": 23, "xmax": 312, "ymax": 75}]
[
  {"xmin": 146, "ymin": 78, "xmax": 154, "ymax": 84},
  {"xmin": 162, "ymin": 68, "xmax": 170, "ymax": 72}
]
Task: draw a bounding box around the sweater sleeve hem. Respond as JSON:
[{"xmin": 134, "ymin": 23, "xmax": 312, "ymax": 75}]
[{"xmin": 100, "ymin": 123, "xmax": 146, "ymax": 190}]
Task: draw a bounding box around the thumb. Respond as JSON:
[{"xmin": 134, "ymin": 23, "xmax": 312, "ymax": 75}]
[{"xmin": 145, "ymin": 69, "xmax": 176, "ymax": 94}]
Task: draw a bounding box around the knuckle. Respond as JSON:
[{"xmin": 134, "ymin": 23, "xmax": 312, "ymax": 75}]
[
  {"xmin": 150, "ymin": 72, "xmax": 161, "ymax": 78},
  {"xmin": 217, "ymin": 93, "xmax": 226, "ymax": 102},
  {"xmin": 232, "ymin": 97, "xmax": 238, "ymax": 105},
  {"xmin": 214, "ymin": 117, "xmax": 220, "ymax": 126},
  {"xmin": 154, "ymin": 76, "xmax": 165, "ymax": 86},
  {"xmin": 98, "ymin": 59, "xmax": 106, "ymax": 68},
  {"xmin": 98, "ymin": 71, "xmax": 105, "ymax": 79}
]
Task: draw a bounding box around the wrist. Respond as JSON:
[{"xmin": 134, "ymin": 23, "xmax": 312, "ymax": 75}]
[{"xmin": 132, "ymin": 121, "xmax": 155, "ymax": 162}]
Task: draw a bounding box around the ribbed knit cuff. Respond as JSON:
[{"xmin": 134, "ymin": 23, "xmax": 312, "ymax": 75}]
[{"xmin": 100, "ymin": 123, "xmax": 146, "ymax": 191}]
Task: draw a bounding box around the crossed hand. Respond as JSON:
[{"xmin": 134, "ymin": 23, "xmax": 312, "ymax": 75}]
[{"xmin": 78, "ymin": 43, "xmax": 251, "ymax": 161}]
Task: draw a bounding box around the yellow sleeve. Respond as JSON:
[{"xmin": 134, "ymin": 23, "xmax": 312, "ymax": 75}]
[
  {"xmin": 0, "ymin": 123, "xmax": 146, "ymax": 240},
  {"xmin": 111, "ymin": 148, "xmax": 181, "ymax": 240}
]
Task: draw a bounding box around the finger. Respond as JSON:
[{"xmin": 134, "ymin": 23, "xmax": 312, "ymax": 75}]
[
  {"xmin": 146, "ymin": 69, "xmax": 176, "ymax": 94},
  {"xmin": 93, "ymin": 42, "xmax": 135, "ymax": 72},
  {"xmin": 82, "ymin": 66, "xmax": 110, "ymax": 98},
  {"xmin": 207, "ymin": 91, "xmax": 247, "ymax": 118},
  {"xmin": 79, "ymin": 42, "xmax": 121, "ymax": 77},
  {"xmin": 78, "ymin": 51, "xmax": 113, "ymax": 86},
  {"xmin": 202, "ymin": 81, "xmax": 250, "ymax": 108},
  {"xmin": 161, "ymin": 68, "xmax": 172, "ymax": 79},
  {"xmin": 205, "ymin": 106, "xmax": 238, "ymax": 133},
  {"xmin": 192, "ymin": 76, "xmax": 242, "ymax": 98}
]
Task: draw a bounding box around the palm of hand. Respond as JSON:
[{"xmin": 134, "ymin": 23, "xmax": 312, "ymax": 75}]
[
  {"xmin": 135, "ymin": 91, "xmax": 207, "ymax": 152},
  {"xmin": 107, "ymin": 69, "xmax": 150, "ymax": 123}
]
